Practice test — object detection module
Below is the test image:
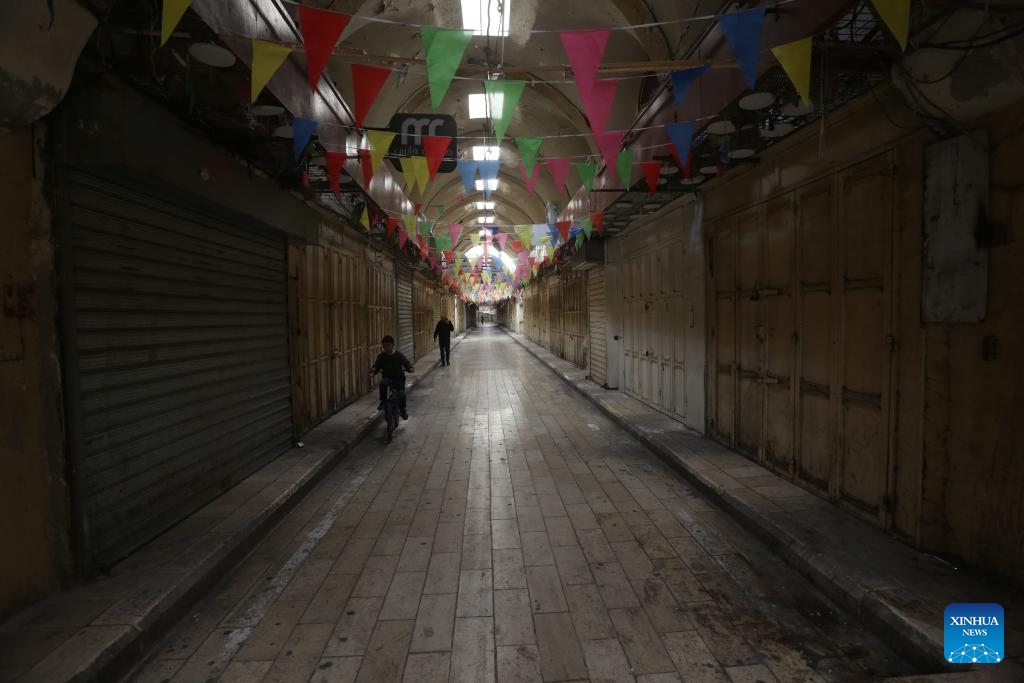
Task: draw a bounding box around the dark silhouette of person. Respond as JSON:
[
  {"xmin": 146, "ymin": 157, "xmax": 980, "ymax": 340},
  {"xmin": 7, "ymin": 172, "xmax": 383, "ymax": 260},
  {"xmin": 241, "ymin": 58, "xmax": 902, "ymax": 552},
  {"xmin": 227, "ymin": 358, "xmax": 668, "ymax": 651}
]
[{"xmin": 434, "ymin": 315, "xmax": 455, "ymax": 366}]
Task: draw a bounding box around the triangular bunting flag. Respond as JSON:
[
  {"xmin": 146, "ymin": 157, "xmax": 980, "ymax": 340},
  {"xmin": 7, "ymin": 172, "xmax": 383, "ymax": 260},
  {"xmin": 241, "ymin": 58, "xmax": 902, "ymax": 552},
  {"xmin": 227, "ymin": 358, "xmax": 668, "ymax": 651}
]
[
  {"xmin": 516, "ymin": 137, "xmax": 543, "ymax": 176},
  {"xmin": 871, "ymin": 0, "xmax": 910, "ymax": 51},
  {"xmin": 405, "ymin": 156, "xmax": 430, "ymax": 193},
  {"xmin": 772, "ymin": 38, "xmax": 813, "ymax": 105},
  {"xmin": 292, "ymin": 118, "xmax": 318, "ymax": 160},
  {"xmin": 398, "ymin": 227, "xmax": 409, "ymax": 249},
  {"xmin": 351, "ymin": 64, "xmax": 391, "ymax": 127},
  {"xmin": 669, "ymin": 65, "xmax": 711, "ymax": 108},
  {"xmin": 574, "ymin": 162, "xmax": 597, "ymax": 193},
  {"xmin": 484, "ymin": 80, "xmax": 526, "ymax": 144},
  {"xmin": 478, "ymin": 160, "xmax": 501, "ymax": 200},
  {"xmin": 581, "ymin": 79, "xmax": 617, "ymax": 133},
  {"xmin": 422, "ymin": 135, "xmax": 452, "ymax": 180},
  {"xmin": 386, "ymin": 217, "xmax": 399, "ymax": 237},
  {"xmin": 666, "ymin": 121, "xmax": 696, "ymax": 170},
  {"xmin": 616, "ymin": 150, "xmax": 634, "ymax": 189},
  {"xmin": 560, "ymin": 29, "xmax": 611, "ymax": 98},
  {"xmin": 325, "ymin": 150, "xmax": 347, "ymax": 196},
  {"xmin": 367, "ymin": 130, "xmax": 396, "ymax": 172},
  {"xmin": 497, "ymin": 232, "xmax": 509, "ymax": 251},
  {"xmin": 469, "ymin": 232, "xmax": 481, "ymax": 247},
  {"xmin": 715, "ymin": 7, "xmax": 766, "ymax": 90},
  {"xmin": 457, "ymin": 160, "xmax": 479, "ymax": 195},
  {"xmin": 581, "ymin": 218, "xmax": 593, "ymax": 238},
  {"xmin": 546, "ymin": 157, "xmax": 571, "ymax": 194},
  {"xmin": 161, "ymin": 0, "xmax": 191, "ymax": 46},
  {"xmin": 422, "ymin": 27, "xmax": 474, "ymax": 108},
  {"xmin": 358, "ymin": 149, "xmax": 373, "ymax": 187},
  {"xmin": 515, "ymin": 226, "xmax": 533, "ymax": 250},
  {"xmin": 641, "ymin": 161, "xmax": 661, "ymax": 193},
  {"xmin": 521, "ymin": 163, "xmax": 541, "ymax": 194},
  {"xmin": 449, "ymin": 223, "xmax": 463, "ymax": 245},
  {"xmin": 299, "ymin": 6, "xmax": 351, "ymax": 91},
  {"xmin": 360, "ymin": 207, "xmax": 371, "ymax": 231},
  {"xmin": 575, "ymin": 232, "xmax": 585, "ymax": 249},
  {"xmin": 251, "ymin": 39, "xmax": 293, "ymax": 102},
  {"xmin": 595, "ymin": 130, "xmax": 624, "ymax": 172}
]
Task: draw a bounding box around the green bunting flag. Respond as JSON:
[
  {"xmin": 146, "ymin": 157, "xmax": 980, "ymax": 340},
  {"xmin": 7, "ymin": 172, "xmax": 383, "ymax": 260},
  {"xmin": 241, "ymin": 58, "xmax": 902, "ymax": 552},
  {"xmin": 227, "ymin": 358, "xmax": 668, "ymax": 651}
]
[
  {"xmin": 616, "ymin": 150, "xmax": 634, "ymax": 189},
  {"xmin": 516, "ymin": 137, "xmax": 543, "ymax": 176},
  {"xmin": 581, "ymin": 218, "xmax": 593, "ymax": 238},
  {"xmin": 422, "ymin": 27, "xmax": 474, "ymax": 108},
  {"xmin": 575, "ymin": 232, "xmax": 585, "ymax": 249},
  {"xmin": 485, "ymin": 80, "xmax": 526, "ymax": 144},
  {"xmin": 574, "ymin": 162, "xmax": 597, "ymax": 193}
]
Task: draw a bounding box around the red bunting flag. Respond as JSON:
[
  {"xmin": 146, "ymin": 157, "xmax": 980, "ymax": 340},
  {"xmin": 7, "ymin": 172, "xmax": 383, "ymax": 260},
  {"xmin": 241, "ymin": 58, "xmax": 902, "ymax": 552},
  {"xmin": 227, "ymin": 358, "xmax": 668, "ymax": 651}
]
[
  {"xmin": 398, "ymin": 227, "xmax": 408, "ymax": 249},
  {"xmin": 351, "ymin": 64, "xmax": 391, "ymax": 128},
  {"xmin": 299, "ymin": 6, "xmax": 351, "ymax": 91},
  {"xmin": 641, "ymin": 161, "xmax": 661, "ymax": 193},
  {"xmin": 556, "ymin": 220, "xmax": 571, "ymax": 242},
  {"xmin": 325, "ymin": 150, "xmax": 347, "ymax": 196},
  {"xmin": 386, "ymin": 217, "xmax": 399, "ymax": 237},
  {"xmin": 591, "ymin": 212, "xmax": 605, "ymax": 236},
  {"xmin": 422, "ymin": 135, "xmax": 451, "ymax": 181},
  {"xmin": 358, "ymin": 149, "xmax": 373, "ymax": 187}
]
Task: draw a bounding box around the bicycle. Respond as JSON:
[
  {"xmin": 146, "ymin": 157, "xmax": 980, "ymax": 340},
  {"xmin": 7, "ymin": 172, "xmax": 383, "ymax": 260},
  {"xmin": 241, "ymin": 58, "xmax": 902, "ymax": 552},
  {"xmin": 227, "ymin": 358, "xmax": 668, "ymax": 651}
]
[{"xmin": 379, "ymin": 377, "xmax": 401, "ymax": 442}]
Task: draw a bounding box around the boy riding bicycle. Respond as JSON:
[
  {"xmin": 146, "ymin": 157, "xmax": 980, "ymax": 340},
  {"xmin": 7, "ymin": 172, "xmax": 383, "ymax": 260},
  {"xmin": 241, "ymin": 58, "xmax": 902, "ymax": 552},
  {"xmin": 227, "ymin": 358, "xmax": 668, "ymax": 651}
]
[{"xmin": 370, "ymin": 335, "xmax": 414, "ymax": 420}]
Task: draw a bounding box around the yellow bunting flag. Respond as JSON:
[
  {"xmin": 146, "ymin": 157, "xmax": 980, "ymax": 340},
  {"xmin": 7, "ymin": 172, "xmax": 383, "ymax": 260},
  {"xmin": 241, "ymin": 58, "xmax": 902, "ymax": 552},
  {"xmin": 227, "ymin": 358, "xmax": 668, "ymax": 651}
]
[
  {"xmin": 360, "ymin": 207, "xmax": 370, "ymax": 231},
  {"xmin": 161, "ymin": 0, "xmax": 192, "ymax": 46},
  {"xmin": 404, "ymin": 156, "xmax": 430, "ymax": 194},
  {"xmin": 771, "ymin": 37, "xmax": 813, "ymax": 106},
  {"xmin": 367, "ymin": 130, "xmax": 396, "ymax": 173},
  {"xmin": 515, "ymin": 226, "xmax": 533, "ymax": 250},
  {"xmin": 871, "ymin": 0, "xmax": 910, "ymax": 51},
  {"xmin": 251, "ymin": 39, "xmax": 293, "ymax": 102},
  {"xmin": 402, "ymin": 215, "xmax": 417, "ymax": 236}
]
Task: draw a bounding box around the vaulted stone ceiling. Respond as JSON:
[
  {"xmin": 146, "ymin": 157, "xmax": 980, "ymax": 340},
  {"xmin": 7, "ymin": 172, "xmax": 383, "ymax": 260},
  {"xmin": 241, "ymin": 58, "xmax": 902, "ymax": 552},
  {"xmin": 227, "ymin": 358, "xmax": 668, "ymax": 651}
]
[{"xmin": 303, "ymin": 0, "xmax": 730, "ymax": 245}]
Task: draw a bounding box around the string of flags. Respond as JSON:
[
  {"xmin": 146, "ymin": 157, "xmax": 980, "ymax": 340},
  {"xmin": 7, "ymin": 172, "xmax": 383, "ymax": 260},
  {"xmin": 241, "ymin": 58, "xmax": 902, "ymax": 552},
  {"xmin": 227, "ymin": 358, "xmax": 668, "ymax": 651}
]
[{"xmin": 162, "ymin": 0, "xmax": 913, "ymax": 299}]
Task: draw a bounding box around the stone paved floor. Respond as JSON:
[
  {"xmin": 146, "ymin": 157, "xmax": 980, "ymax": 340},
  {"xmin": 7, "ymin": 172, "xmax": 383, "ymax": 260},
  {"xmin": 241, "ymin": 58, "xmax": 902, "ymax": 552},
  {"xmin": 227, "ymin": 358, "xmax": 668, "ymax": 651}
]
[{"xmin": 125, "ymin": 326, "xmax": 918, "ymax": 683}]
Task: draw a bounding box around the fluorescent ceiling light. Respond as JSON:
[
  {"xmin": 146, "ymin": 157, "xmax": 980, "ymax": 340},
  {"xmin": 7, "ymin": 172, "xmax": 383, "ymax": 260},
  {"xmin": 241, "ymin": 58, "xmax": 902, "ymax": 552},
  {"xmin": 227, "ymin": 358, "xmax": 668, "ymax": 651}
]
[
  {"xmin": 478, "ymin": 216, "xmax": 496, "ymax": 223},
  {"xmin": 475, "ymin": 179, "xmax": 499, "ymax": 191},
  {"xmin": 476, "ymin": 201, "xmax": 495, "ymax": 210},
  {"xmin": 472, "ymin": 145, "xmax": 500, "ymax": 160},
  {"xmin": 468, "ymin": 92, "xmax": 503, "ymax": 119},
  {"xmin": 461, "ymin": 0, "xmax": 511, "ymax": 36}
]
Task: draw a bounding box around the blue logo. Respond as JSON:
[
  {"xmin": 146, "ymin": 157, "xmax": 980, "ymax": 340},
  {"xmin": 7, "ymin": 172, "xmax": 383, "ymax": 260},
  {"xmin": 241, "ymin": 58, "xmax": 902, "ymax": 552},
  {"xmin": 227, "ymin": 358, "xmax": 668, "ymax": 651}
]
[{"xmin": 945, "ymin": 603, "xmax": 1004, "ymax": 664}]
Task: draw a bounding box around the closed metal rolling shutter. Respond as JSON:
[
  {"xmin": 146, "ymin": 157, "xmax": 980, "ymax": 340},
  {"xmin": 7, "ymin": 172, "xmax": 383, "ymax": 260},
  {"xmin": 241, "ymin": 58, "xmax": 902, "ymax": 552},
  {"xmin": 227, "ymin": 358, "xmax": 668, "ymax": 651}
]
[
  {"xmin": 589, "ymin": 267, "xmax": 608, "ymax": 387},
  {"xmin": 65, "ymin": 172, "xmax": 292, "ymax": 569},
  {"xmin": 396, "ymin": 261, "xmax": 414, "ymax": 360},
  {"xmin": 432, "ymin": 289, "xmax": 442, "ymax": 328}
]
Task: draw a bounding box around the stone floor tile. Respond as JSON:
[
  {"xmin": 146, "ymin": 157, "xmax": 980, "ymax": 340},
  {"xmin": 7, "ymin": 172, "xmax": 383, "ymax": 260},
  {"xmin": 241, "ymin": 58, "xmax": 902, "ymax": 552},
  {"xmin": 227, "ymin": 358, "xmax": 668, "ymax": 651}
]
[
  {"xmin": 581, "ymin": 638, "xmax": 634, "ymax": 683},
  {"xmin": 494, "ymin": 589, "xmax": 535, "ymax": 646},
  {"xmin": 493, "ymin": 548, "xmax": 528, "ymax": 590},
  {"xmin": 309, "ymin": 656, "xmax": 362, "ymax": 683},
  {"xmin": 302, "ymin": 572, "xmax": 359, "ymax": 624},
  {"xmin": 262, "ymin": 622, "xmax": 333, "ymax": 683},
  {"xmin": 724, "ymin": 663, "xmax": 780, "ymax": 682},
  {"xmin": 403, "ymin": 652, "xmax": 451, "ymax": 683},
  {"xmin": 496, "ymin": 644, "xmax": 542, "ymax": 683},
  {"xmin": 563, "ymin": 584, "xmax": 615, "ymax": 641},
  {"xmin": 462, "ymin": 533, "xmax": 493, "ymax": 570},
  {"xmin": 323, "ymin": 597, "xmax": 384, "ymax": 657},
  {"xmin": 235, "ymin": 600, "xmax": 307, "ymax": 661},
  {"xmin": 492, "ymin": 518, "xmax": 522, "ymax": 550},
  {"xmin": 631, "ymin": 578, "xmax": 694, "ymax": 634},
  {"xmin": 379, "ymin": 571, "xmax": 426, "ymax": 621},
  {"xmin": 520, "ymin": 531, "xmax": 555, "ymax": 567},
  {"xmin": 423, "ymin": 553, "xmax": 461, "ymax": 595},
  {"xmin": 450, "ymin": 617, "xmax": 496, "ymax": 683},
  {"xmin": 608, "ymin": 606, "xmax": 676, "ymax": 674},
  {"xmin": 397, "ymin": 536, "xmax": 433, "ymax": 573},
  {"xmin": 355, "ymin": 619, "xmax": 413, "ymax": 683},
  {"xmin": 545, "ymin": 516, "xmax": 579, "ymax": 547},
  {"xmin": 533, "ymin": 612, "xmax": 588, "ymax": 681},
  {"xmin": 457, "ymin": 569, "xmax": 494, "ymax": 617},
  {"xmin": 526, "ymin": 565, "xmax": 568, "ymax": 613},
  {"xmin": 552, "ymin": 545, "xmax": 594, "ymax": 586},
  {"xmin": 411, "ymin": 593, "xmax": 456, "ymax": 653},
  {"xmin": 351, "ymin": 555, "xmax": 399, "ymax": 598}
]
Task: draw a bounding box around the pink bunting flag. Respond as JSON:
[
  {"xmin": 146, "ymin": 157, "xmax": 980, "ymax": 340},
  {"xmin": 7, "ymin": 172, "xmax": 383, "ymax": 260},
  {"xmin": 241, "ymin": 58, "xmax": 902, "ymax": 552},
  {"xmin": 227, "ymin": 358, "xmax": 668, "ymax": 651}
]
[
  {"xmin": 422, "ymin": 135, "xmax": 452, "ymax": 181},
  {"xmin": 398, "ymin": 227, "xmax": 408, "ymax": 249},
  {"xmin": 497, "ymin": 232, "xmax": 509, "ymax": 251},
  {"xmin": 351, "ymin": 64, "xmax": 391, "ymax": 128},
  {"xmin": 325, "ymin": 150, "xmax": 347, "ymax": 196},
  {"xmin": 448, "ymin": 223, "xmax": 462, "ymax": 244},
  {"xmin": 546, "ymin": 157, "xmax": 571, "ymax": 193},
  {"xmin": 520, "ymin": 163, "xmax": 541, "ymax": 194},
  {"xmin": 581, "ymin": 79, "xmax": 617, "ymax": 133},
  {"xmin": 299, "ymin": 6, "xmax": 352, "ymax": 91},
  {"xmin": 641, "ymin": 161, "xmax": 661, "ymax": 193},
  {"xmin": 594, "ymin": 130, "xmax": 624, "ymax": 172},
  {"xmin": 560, "ymin": 29, "xmax": 610, "ymax": 98}
]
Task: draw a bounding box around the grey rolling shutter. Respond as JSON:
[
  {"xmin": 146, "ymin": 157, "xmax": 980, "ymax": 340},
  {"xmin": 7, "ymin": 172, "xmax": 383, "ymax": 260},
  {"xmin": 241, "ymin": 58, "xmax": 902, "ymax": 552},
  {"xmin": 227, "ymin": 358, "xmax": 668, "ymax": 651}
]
[
  {"xmin": 589, "ymin": 267, "xmax": 608, "ymax": 386},
  {"xmin": 396, "ymin": 261, "xmax": 414, "ymax": 360},
  {"xmin": 65, "ymin": 171, "xmax": 292, "ymax": 569}
]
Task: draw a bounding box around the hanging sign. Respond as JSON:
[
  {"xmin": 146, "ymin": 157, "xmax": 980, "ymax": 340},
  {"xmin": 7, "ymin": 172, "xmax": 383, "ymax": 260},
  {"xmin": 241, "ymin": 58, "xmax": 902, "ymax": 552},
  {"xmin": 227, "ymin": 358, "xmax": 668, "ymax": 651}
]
[{"xmin": 384, "ymin": 113, "xmax": 459, "ymax": 173}]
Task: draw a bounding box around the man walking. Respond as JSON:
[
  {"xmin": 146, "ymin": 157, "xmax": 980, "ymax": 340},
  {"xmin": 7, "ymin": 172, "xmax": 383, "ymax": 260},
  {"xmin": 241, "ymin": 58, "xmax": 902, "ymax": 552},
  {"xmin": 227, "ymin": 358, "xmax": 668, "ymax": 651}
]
[{"xmin": 433, "ymin": 314, "xmax": 455, "ymax": 366}]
